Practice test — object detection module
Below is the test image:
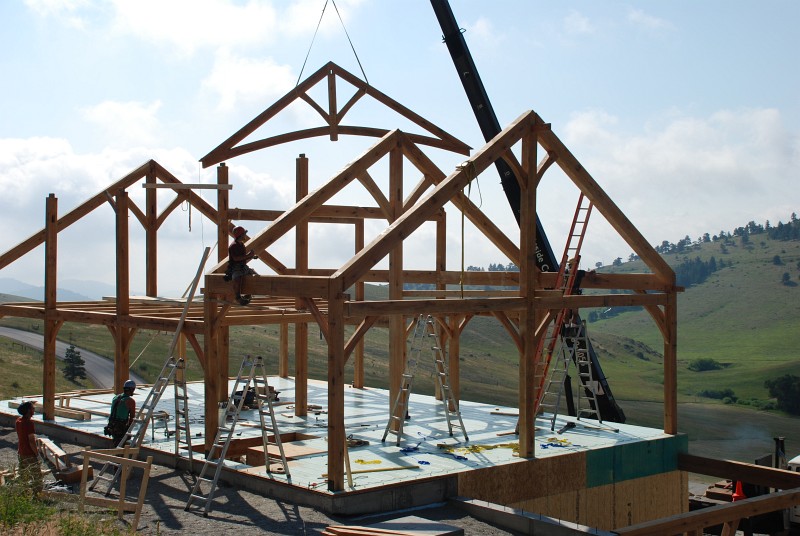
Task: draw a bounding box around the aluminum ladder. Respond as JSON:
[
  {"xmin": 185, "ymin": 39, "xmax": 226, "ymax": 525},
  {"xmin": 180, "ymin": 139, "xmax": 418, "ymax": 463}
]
[
  {"xmin": 185, "ymin": 355, "xmax": 289, "ymax": 517},
  {"xmin": 382, "ymin": 315, "xmax": 467, "ymax": 445},
  {"xmin": 90, "ymin": 356, "xmax": 191, "ymax": 494},
  {"xmin": 90, "ymin": 248, "xmax": 210, "ymax": 494}
]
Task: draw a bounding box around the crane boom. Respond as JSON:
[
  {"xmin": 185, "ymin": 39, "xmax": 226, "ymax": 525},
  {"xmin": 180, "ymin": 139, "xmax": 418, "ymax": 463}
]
[
  {"xmin": 430, "ymin": 0, "xmax": 625, "ymax": 424},
  {"xmin": 431, "ymin": 0, "xmax": 558, "ymax": 272}
]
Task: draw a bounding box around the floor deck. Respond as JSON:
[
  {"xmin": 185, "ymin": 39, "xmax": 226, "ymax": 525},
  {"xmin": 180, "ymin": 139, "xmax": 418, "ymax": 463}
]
[{"xmin": 1, "ymin": 377, "xmax": 672, "ymax": 514}]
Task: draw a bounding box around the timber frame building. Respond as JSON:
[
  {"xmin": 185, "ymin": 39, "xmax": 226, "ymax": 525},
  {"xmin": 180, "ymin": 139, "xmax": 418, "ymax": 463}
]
[{"xmin": 3, "ymin": 63, "xmax": 798, "ymax": 532}]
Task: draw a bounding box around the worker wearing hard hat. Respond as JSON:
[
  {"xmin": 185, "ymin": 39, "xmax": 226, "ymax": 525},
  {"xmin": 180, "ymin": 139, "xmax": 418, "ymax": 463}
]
[
  {"xmin": 106, "ymin": 380, "xmax": 136, "ymax": 446},
  {"xmin": 227, "ymin": 226, "xmax": 258, "ymax": 305}
]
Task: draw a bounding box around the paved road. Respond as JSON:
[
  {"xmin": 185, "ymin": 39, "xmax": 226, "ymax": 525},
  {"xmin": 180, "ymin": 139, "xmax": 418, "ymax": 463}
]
[{"xmin": 0, "ymin": 326, "xmax": 145, "ymax": 390}]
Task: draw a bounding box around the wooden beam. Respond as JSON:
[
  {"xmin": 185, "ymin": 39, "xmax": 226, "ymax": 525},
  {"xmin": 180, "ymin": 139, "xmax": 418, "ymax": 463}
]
[
  {"xmin": 115, "ymin": 190, "xmax": 131, "ymax": 392},
  {"xmin": 518, "ymin": 125, "xmax": 538, "ymax": 458},
  {"xmin": 326, "ymin": 283, "xmax": 347, "ymax": 491},
  {"xmin": 664, "ymin": 292, "xmax": 678, "ymax": 434},
  {"xmin": 209, "ymin": 130, "xmax": 402, "ymax": 274},
  {"xmin": 43, "ymin": 193, "xmax": 58, "ymax": 420},
  {"xmin": 678, "ymin": 454, "xmax": 800, "ymax": 489},
  {"xmin": 0, "ymin": 160, "xmax": 154, "ymax": 271},
  {"xmin": 537, "ymin": 128, "xmax": 675, "ymax": 284},
  {"xmin": 346, "ymin": 297, "xmax": 524, "ymax": 317},
  {"xmin": 615, "ymin": 487, "xmax": 800, "ymax": 536},
  {"xmin": 141, "ymin": 183, "xmax": 232, "ymax": 189},
  {"xmin": 145, "ymin": 167, "xmax": 157, "ymax": 297},
  {"xmin": 336, "ymin": 114, "xmax": 536, "ymax": 290}
]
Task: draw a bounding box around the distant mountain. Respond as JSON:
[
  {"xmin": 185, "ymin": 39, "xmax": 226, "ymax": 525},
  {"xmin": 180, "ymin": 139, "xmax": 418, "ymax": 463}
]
[{"xmin": 0, "ymin": 277, "xmax": 94, "ymax": 302}]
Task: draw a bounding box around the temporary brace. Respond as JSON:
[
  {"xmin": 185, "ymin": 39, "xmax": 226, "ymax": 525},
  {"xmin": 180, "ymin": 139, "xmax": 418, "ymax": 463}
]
[
  {"xmin": 382, "ymin": 314, "xmax": 468, "ymax": 445},
  {"xmin": 185, "ymin": 355, "xmax": 290, "ymax": 517}
]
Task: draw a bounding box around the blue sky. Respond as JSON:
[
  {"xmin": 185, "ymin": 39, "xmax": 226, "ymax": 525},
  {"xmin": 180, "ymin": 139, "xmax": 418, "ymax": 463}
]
[{"xmin": 1, "ymin": 0, "xmax": 798, "ymax": 295}]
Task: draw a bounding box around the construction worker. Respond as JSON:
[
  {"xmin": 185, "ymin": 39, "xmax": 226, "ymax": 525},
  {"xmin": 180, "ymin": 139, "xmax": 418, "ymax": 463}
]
[
  {"xmin": 227, "ymin": 226, "xmax": 257, "ymax": 305},
  {"xmin": 107, "ymin": 380, "xmax": 136, "ymax": 446},
  {"xmin": 15, "ymin": 400, "xmax": 43, "ymax": 494}
]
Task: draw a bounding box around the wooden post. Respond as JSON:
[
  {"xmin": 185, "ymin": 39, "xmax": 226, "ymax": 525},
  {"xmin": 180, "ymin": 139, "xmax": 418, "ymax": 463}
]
[
  {"xmin": 447, "ymin": 316, "xmax": 461, "ymax": 411},
  {"xmin": 115, "ymin": 190, "xmax": 131, "ymax": 392},
  {"xmin": 326, "ymin": 282, "xmax": 346, "ymax": 491},
  {"xmin": 295, "ymin": 154, "xmax": 309, "ymax": 415},
  {"xmin": 145, "ymin": 163, "xmax": 157, "ymax": 297},
  {"xmin": 518, "ymin": 128, "xmax": 538, "ymax": 458},
  {"xmin": 353, "ymin": 219, "xmax": 365, "ymax": 388},
  {"xmin": 279, "ymin": 323, "xmax": 289, "ymax": 378},
  {"xmin": 43, "ymin": 193, "xmax": 58, "ymax": 420},
  {"xmin": 203, "ymin": 287, "xmax": 220, "ymax": 451},
  {"xmin": 388, "ymin": 147, "xmax": 404, "ymax": 424},
  {"xmin": 217, "ymin": 164, "xmax": 230, "ymax": 408},
  {"xmin": 664, "ymin": 292, "xmax": 678, "ymax": 434}
]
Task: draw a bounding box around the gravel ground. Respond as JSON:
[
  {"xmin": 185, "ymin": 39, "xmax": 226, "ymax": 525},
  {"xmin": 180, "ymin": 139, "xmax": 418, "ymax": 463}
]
[{"xmin": 0, "ymin": 423, "xmax": 522, "ymax": 535}]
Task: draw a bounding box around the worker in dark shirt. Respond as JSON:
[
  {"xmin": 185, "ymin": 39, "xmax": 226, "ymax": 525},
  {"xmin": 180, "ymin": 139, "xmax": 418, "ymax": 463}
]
[
  {"xmin": 15, "ymin": 400, "xmax": 43, "ymax": 494},
  {"xmin": 228, "ymin": 226, "xmax": 257, "ymax": 305},
  {"xmin": 108, "ymin": 380, "xmax": 137, "ymax": 446}
]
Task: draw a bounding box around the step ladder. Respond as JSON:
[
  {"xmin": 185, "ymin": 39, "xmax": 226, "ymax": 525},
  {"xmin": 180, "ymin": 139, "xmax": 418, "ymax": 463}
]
[
  {"xmin": 185, "ymin": 355, "xmax": 289, "ymax": 517},
  {"xmin": 569, "ymin": 321, "xmax": 604, "ymax": 423},
  {"xmin": 90, "ymin": 356, "xmax": 191, "ymax": 494},
  {"xmin": 382, "ymin": 315, "xmax": 468, "ymax": 445},
  {"xmin": 538, "ymin": 330, "xmax": 580, "ymax": 431}
]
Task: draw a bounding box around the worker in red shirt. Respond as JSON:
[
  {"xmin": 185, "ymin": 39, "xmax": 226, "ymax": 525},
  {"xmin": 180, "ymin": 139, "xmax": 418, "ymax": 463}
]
[{"xmin": 15, "ymin": 400, "xmax": 43, "ymax": 494}]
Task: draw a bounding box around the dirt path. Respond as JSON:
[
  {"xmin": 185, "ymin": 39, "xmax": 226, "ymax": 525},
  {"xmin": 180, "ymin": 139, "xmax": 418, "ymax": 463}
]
[{"xmin": 0, "ymin": 424, "xmax": 520, "ymax": 535}]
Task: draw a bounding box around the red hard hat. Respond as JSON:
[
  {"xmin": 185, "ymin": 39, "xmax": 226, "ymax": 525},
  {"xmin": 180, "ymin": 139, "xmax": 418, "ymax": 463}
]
[{"xmin": 233, "ymin": 226, "xmax": 247, "ymax": 238}]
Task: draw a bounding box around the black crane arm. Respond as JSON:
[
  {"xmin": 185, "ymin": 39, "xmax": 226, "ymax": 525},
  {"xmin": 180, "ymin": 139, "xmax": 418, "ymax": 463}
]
[
  {"xmin": 431, "ymin": 0, "xmax": 558, "ymax": 271},
  {"xmin": 430, "ymin": 0, "xmax": 625, "ymax": 424}
]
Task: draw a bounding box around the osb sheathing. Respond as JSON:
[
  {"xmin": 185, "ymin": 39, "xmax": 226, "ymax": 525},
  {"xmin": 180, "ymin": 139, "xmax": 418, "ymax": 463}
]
[
  {"xmin": 457, "ymin": 451, "xmax": 586, "ymax": 504},
  {"xmin": 510, "ymin": 471, "xmax": 689, "ymax": 531}
]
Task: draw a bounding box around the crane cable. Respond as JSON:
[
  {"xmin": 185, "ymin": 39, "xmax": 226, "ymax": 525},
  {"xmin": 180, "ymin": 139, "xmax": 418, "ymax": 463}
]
[{"xmin": 296, "ymin": 0, "xmax": 369, "ymax": 86}]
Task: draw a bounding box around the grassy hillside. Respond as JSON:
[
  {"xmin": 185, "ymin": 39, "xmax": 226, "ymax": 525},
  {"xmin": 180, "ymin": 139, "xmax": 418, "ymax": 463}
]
[
  {"xmin": 1, "ymin": 229, "xmax": 798, "ymax": 461},
  {"xmin": 587, "ymin": 232, "xmax": 800, "ymax": 405}
]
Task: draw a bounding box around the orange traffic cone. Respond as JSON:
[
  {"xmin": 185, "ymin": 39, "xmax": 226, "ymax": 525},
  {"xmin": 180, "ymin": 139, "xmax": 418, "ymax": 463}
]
[{"xmin": 732, "ymin": 480, "xmax": 746, "ymax": 502}]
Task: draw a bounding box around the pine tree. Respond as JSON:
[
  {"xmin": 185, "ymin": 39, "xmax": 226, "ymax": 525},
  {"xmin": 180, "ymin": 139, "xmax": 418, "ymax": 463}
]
[{"xmin": 63, "ymin": 344, "xmax": 87, "ymax": 382}]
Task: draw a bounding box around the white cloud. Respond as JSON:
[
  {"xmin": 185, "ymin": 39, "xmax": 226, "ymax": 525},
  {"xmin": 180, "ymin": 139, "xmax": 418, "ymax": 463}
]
[
  {"xmin": 24, "ymin": 0, "xmax": 91, "ymax": 28},
  {"xmin": 109, "ymin": 0, "xmax": 279, "ymax": 56},
  {"xmin": 563, "ymin": 9, "xmax": 594, "ymax": 36},
  {"xmin": 561, "ymin": 107, "xmax": 799, "ymax": 263},
  {"xmin": 627, "ymin": 8, "xmax": 673, "ymax": 32},
  {"xmin": 82, "ymin": 100, "xmax": 164, "ymax": 147},
  {"xmin": 202, "ymin": 49, "xmax": 295, "ymax": 112}
]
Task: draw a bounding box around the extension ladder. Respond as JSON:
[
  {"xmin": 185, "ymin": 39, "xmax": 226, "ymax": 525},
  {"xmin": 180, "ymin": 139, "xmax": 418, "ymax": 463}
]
[
  {"xmin": 91, "ymin": 247, "xmax": 210, "ymax": 494},
  {"xmin": 185, "ymin": 355, "xmax": 289, "ymax": 517},
  {"xmin": 517, "ymin": 195, "xmax": 593, "ymax": 434},
  {"xmin": 382, "ymin": 315, "xmax": 468, "ymax": 445}
]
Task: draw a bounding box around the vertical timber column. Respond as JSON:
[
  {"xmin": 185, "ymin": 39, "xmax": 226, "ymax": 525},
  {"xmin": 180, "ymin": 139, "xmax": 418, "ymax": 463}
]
[
  {"xmin": 447, "ymin": 316, "xmax": 461, "ymax": 410},
  {"xmin": 203, "ymin": 285, "xmax": 220, "ymax": 451},
  {"xmin": 279, "ymin": 323, "xmax": 289, "ymax": 377},
  {"xmin": 115, "ymin": 190, "xmax": 131, "ymax": 392},
  {"xmin": 388, "ymin": 147, "xmax": 404, "ymax": 422},
  {"xmin": 43, "ymin": 194, "xmax": 58, "ymax": 420},
  {"xmin": 295, "ymin": 154, "xmax": 309, "ymax": 415},
  {"xmin": 145, "ymin": 163, "xmax": 158, "ymax": 297},
  {"xmin": 664, "ymin": 291, "xmax": 678, "ymax": 434},
  {"xmin": 326, "ymin": 282, "xmax": 346, "ymax": 491},
  {"xmin": 433, "ymin": 210, "xmax": 446, "ymax": 402},
  {"xmin": 353, "ymin": 219, "xmax": 365, "ymax": 388},
  {"xmin": 217, "ymin": 164, "xmax": 230, "ymax": 405},
  {"xmin": 518, "ymin": 127, "xmax": 539, "ymax": 458}
]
